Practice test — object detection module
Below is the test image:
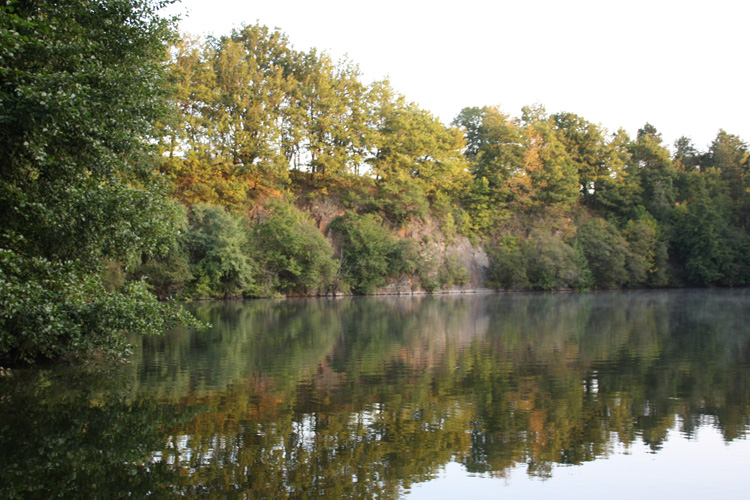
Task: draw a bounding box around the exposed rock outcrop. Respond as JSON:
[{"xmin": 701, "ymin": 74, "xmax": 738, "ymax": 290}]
[{"xmin": 302, "ymin": 196, "xmax": 492, "ymax": 295}]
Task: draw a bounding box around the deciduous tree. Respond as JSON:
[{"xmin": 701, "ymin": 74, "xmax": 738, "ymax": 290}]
[{"xmin": 0, "ymin": 0, "xmax": 197, "ymax": 362}]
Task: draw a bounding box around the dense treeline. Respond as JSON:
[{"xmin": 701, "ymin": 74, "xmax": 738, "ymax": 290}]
[
  {"xmin": 150, "ymin": 22, "xmax": 750, "ymax": 299},
  {"xmin": 2, "ymin": 0, "xmax": 749, "ymax": 361}
]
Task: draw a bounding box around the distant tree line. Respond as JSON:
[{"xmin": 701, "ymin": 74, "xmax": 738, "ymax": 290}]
[{"xmin": 152, "ymin": 23, "xmax": 750, "ymax": 298}]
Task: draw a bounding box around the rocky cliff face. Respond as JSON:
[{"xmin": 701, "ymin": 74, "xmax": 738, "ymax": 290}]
[
  {"xmin": 302, "ymin": 197, "xmax": 492, "ymax": 294},
  {"xmin": 445, "ymin": 237, "xmax": 491, "ymax": 291}
]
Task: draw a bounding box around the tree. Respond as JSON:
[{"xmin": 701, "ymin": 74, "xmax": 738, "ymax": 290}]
[
  {"xmin": 705, "ymin": 130, "xmax": 750, "ymax": 226},
  {"xmin": 622, "ymin": 216, "xmax": 660, "ymax": 286},
  {"xmin": 672, "ymin": 136, "xmax": 702, "ymax": 172},
  {"xmin": 0, "ymin": 0, "xmax": 197, "ymax": 362},
  {"xmin": 370, "ymin": 84, "xmax": 469, "ymax": 197},
  {"xmin": 672, "ymin": 196, "xmax": 735, "ymax": 285},
  {"xmin": 594, "ymin": 129, "xmax": 641, "ymax": 220},
  {"xmin": 487, "ymin": 235, "xmax": 529, "ymax": 290},
  {"xmin": 209, "ymin": 25, "xmax": 295, "ymax": 183},
  {"xmin": 160, "ymin": 25, "xmax": 298, "ymax": 207},
  {"xmin": 453, "ymin": 106, "xmax": 525, "ymax": 233},
  {"xmin": 551, "ymin": 112, "xmax": 611, "ymax": 205},
  {"xmin": 521, "ymin": 117, "xmax": 579, "ymax": 208},
  {"xmin": 630, "ymin": 123, "xmax": 676, "ymax": 222},
  {"xmin": 366, "ymin": 82, "xmax": 468, "ymax": 226},
  {"xmin": 453, "ymin": 105, "xmax": 525, "ymax": 193},
  {"xmin": 160, "ymin": 35, "xmax": 257, "ymax": 209},
  {"xmin": 295, "ymin": 51, "xmax": 372, "ymax": 177},
  {"xmin": 671, "ymin": 170, "xmax": 750, "ymax": 286},
  {"xmin": 523, "ymin": 231, "xmax": 586, "ymax": 290}
]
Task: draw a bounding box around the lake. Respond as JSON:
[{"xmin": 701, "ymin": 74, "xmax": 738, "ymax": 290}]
[{"xmin": 1, "ymin": 289, "xmax": 749, "ymax": 498}]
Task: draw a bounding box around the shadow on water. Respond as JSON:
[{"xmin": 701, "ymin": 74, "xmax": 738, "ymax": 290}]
[{"xmin": 2, "ymin": 289, "xmax": 750, "ymax": 498}]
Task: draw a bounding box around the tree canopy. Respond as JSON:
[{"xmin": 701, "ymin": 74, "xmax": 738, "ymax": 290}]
[{"xmin": 0, "ymin": 0, "xmax": 197, "ymax": 362}]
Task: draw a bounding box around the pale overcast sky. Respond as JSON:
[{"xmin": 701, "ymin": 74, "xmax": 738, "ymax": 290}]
[{"xmin": 165, "ymin": 0, "xmax": 749, "ymax": 151}]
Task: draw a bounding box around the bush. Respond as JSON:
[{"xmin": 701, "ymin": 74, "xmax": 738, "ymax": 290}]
[
  {"xmin": 488, "ymin": 235, "xmax": 529, "ymax": 290},
  {"xmin": 328, "ymin": 213, "xmax": 419, "ymax": 294},
  {"xmin": 0, "ymin": 250, "xmax": 198, "ymax": 363},
  {"xmin": 250, "ymin": 201, "xmax": 337, "ymax": 296},
  {"xmin": 0, "ymin": 0, "xmax": 199, "ymax": 362},
  {"xmin": 671, "ymin": 198, "xmax": 747, "ymax": 286},
  {"xmin": 523, "ymin": 231, "xmax": 587, "ymax": 290},
  {"xmin": 622, "ymin": 216, "xmax": 659, "ymax": 286},
  {"xmin": 438, "ymin": 254, "xmax": 470, "ymax": 289},
  {"xmin": 183, "ymin": 204, "xmax": 256, "ymax": 299},
  {"xmin": 136, "ymin": 247, "xmax": 192, "ymax": 300},
  {"xmin": 576, "ymin": 219, "xmax": 629, "ymax": 288}
]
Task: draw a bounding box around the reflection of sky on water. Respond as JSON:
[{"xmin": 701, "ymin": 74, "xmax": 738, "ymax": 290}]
[{"xmin": 406, "ymin": 424, "xmax": 749, "ymax": 499}]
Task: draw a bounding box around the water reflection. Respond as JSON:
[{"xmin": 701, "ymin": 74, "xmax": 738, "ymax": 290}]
[{"xmin": 2, "ymin": 290, "xmax": 750, "ymax": 498}]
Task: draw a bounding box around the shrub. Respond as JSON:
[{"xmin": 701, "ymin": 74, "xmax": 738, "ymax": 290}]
[
  {"xmin": 183, "ymin": 204, "xmax": 256, "ymax": 299},
  {"xmin": 523, "ymin": 231, "xmax": 586, "ymax": 290},
  {"xmin": 250, "ymin": 201, "xmax": 337, "ymax": 296},
  {"xmin": 328, "ymin": 213, "xmax": 419, "ymax": 294},
  {"xmin": 487, "ymin": 235, "xmax": 529, "ymax": 290},
  {"xmin": 576, "ymin": 219, "xmax": 629, "ymax": 288},
  {"xmin": 0, "ymin": 250, "xmax": 198, "ymax": 363},
  {"xmin": 438, "ymin": 254, "xmax": 470, "ymax": 289}
]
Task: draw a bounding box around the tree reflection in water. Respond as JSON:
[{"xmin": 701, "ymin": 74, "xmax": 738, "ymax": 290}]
[{"xmin": 2, "ymin": 290, "xmax": 750, "ymax": 498}]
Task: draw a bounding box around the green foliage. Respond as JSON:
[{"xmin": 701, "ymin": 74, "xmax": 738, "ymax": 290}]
[
  {"xmin": 6, "ymin": 2, "xmax": 750, "ymax": 367},
  {"xmin": 552, "ymin": 112, "xmax": 607, "ymax": 202},
  {"xmin": 375, "ymin": 181, "xmax": 430, "ymax": 227},
  {"xmin": 162, "ymin": 26, "xmax": 393, "ymax": 203},
  {"xmin": 136, "ymin": 245, "xmax": 193, "ymax": 300},
  {"xmin": 672, "ymin": 198, "xmax": 746, "ymax": 286},
  {"xmin": 673, "ymin": 136, "xmax": 702, "ymax": 172},
  {"xmin": 296, "ymin": 52, "xmax": 373, "ymax": 177},
  {"xmin": 460, "ymin": 176, "xmax": 510, "ymax": 237},
  {"xmin": 182, "ymin": 204, "xmax": 256, "ymax": 299},
  {"xmin": 336, "ymin": 172, "xmax": 430, "ymax": 227},
  {"xmin": 453, "ymin": 106, "xmax": 522, "ymax": 232},
  {"xmin": 430, "ymin": 192, "xmax": 460, "ymax": 242},
  {"xmin": 156, "ymin": 23, "xmax": 750, "ymax": 295},
  {"xmin": 523, "ymin": 232, "xmax": 586, "ymax": 290},
  {"xmin": 328, "ymin": 213, "xmax": 419, "ymax": 294},
  {"xmin": 523, "ymin": 119, "xmax": 580, "ymax": 207},
  {"xmin": 0, "ymin": 249, "xmax": 198, "ymax": 363},
  {"xmin": 370, "ymin": 87, "xmax": 469, "ymax": 195},
  {"xmin": 0, "ymin": 0, "xmax": 202, "ymax": 362},
  {"xmin": 702, "ymin": 131, "xmax": 750, "ymax": 234},
  {"xmin": 453, "ymin": 106, "xmax": 525, "ymax": 183},
  {"xmin": 487, "ymin": 235, "xmax": 529, "ymax": 290},
  {"xmin": 159, "ymin": 22, "xmax": 750, "ymax": 296},
  {"xmin": 572, "ymin": 238, "xmax": 596, "ymax": 290},
  {"xmin": 630, "ymin": 124, "xmax": 677, "ymax": 222},
  {"xmin": 588, "ymin": 130, "xmax": 642, "ymax": 219},
  {"xmin": 622, "ymin": 216, "xmax": 659, "ymax": 286},
  {"xmin": 437, "ymin": 254, "xmax": 470, "ymax": 289},
  {"xmin": 576, "ymin": 219, "xmax": 630, "ymax": 289},
  {"xmin": 250, "ymin": 201, "xmax": 337, "ymax": 296},
  {"xmin": 132, "ymin": 208, "xmax": 193, "ymax": 300}
]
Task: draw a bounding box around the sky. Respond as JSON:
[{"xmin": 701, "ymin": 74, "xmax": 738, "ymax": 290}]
[
  {"xmin": 164, "ymin": 0, "xmax": 749, "ymax": 151},
  {"xmin": 406, "ymin": 427, "xmax": 750, "ymax": 499}
]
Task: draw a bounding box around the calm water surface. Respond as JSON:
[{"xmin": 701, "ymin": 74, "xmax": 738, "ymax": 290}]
[{"xmin": 2, "ymin": 289, "xmax": 750, "ymax": 498}]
